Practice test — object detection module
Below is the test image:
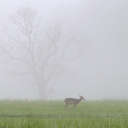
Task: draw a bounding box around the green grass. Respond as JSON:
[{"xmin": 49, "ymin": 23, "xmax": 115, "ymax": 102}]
[{"xmin": 0, "ymin": 100, "xmax": 127, "ymax": 127}]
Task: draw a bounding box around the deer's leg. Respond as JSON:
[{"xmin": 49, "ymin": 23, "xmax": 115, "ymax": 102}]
[
  {"xmin": 73, "ymin": 104, "xmax": 77, "ymax": 107},
  {"xmin": 65, "ymin": 103, "xmax": 68, "ymax": 107}
]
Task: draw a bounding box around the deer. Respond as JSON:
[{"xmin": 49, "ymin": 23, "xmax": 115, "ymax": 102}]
[{"xmin": 64, "ymin": 96, "xmax": 86, "ymax": 107}]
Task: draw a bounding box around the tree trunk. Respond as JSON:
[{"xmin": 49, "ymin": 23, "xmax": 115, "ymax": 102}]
[{"xmin": 38, "ymin": 84, "xmax": 48, "ymax": 100}]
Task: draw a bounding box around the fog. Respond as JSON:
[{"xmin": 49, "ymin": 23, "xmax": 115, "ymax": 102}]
[{"xmin": 0, "ymin": 0, "xmax": 128, "ymax": 100}]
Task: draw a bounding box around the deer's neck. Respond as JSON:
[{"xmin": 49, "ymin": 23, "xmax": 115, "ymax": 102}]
[{"xmin": 78, "ymin": 98, "xmax": 82, "ymax": 103}]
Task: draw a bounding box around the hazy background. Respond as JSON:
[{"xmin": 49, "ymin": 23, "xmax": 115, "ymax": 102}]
[{"xmin": 0, "ymin": 0, "xmax": 128, "ymax": 100}]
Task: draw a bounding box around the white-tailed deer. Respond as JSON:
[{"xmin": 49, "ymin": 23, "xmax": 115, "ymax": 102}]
[{"xmin": 64, "ymin": 96, "xmax": 86, "ymax": 107}]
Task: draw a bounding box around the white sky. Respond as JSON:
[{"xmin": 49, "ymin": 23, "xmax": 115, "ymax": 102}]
[{"xmin": 0, "ymin": 0, "xmax": 128, "ymax": 100}]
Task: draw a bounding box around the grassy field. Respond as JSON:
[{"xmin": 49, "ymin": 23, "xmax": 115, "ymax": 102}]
[{"xmin": 0, "ymin": 100, "xmax": 127, "ymax": 127}]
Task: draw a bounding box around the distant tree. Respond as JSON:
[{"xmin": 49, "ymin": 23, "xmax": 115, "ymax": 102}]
[{"xmin": 0, "ymin": 7, "xmax": 80, "ymax": 99}]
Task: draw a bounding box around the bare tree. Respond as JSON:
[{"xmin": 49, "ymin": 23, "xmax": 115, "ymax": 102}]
[{"xmin": 0, "ymin": 7, "xmax": 80, "ymax": 99}]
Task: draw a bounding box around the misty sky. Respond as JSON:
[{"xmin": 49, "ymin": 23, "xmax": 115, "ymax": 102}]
[{"xmin": 0, "ymin": 0, "xmax": 128, "ymax": 100}]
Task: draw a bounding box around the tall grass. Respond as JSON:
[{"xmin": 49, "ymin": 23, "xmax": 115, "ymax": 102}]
[{"xmin": 0, "ymin": 100, "xmax": 127, "ymax": 127}]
